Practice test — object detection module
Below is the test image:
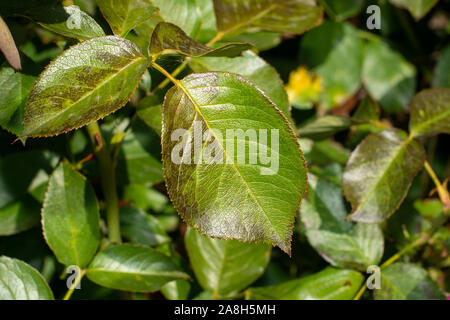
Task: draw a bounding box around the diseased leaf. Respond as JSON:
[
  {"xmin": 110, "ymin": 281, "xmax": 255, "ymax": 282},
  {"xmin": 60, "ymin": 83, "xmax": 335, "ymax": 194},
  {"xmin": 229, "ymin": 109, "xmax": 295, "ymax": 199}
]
[
  {"xmin": 246, "ymin": 267, "xmax": 363, "ymax": 300},
  {"xmin": 300, "ymin": 175, "xmax": 384, "ymax": 271},
  {"xmin": 213, "ymin": 0, "xmax": 323, "ymax": 35},
  {"xmin": 162, "ymin": 72, "xmax": 307, "ymax": 253},
  {"xmin": 362, "ymin": 39, "xmax": 417, "ymax": 112},
  {"xmin": 433, "ymin": 45, "xmax": 450, "ymax": 87},
  {"xmin": 189, "ymin": 50, "xmax": 292, "ymax": 123},
  {"xmin": 97, "ymin": 0, "xmax": 158, "ymax": 36},
  {"xmin": 120, "ymin": 205, "xmax": 171, "ymax": 247},
  {"xmin": 0, "ymin": 256, "xmax": 54, "ymax": 300},
  {"xmin": 409, "ymin": 88, "xmax": 450, "ymax": 138},
  {"xmin": 27, "ymin": 5, "xmax": 105, "ymax": 40},
  {"xmin": 299, "ymin": 21, "xmax": 363, "ymax": 108},
  {"xmin": 42, "ymin": 162, "xmax": 100, "ymax": 268},
  {"xmin": 375, "ymin": 263, "xmax": 444, "ymax": 300},
  {"xmin": 0, "ymin": 16, "xmax": 21, "ymax": 70},
  {"xmin": 298, "ymin": 116, "xmax": 354, "ymax": 140},
  {"xmin": 343, "ymin": 130, "xmax": 425, "ymax": 223},
  {"xmin": 0, "ymin": 63, "xmax": 36, "ymax": 136},
  {"xmin": 22, "ymin": 36, "xmax": 148, "ymax": 138},
  {"xmin": 389, "ymin": 0, "xmax": 438, "ymax": 19},
  {"xmin": 86, "ymin": 244, "xmax": 189, "ymax": 292},
  {"xmin": 185, "ymin": 228, "xmax": 271, "ymax": 297},
  {"xmin": 149, "ymin": 22, "xmax": 252, "ymax": 58}
]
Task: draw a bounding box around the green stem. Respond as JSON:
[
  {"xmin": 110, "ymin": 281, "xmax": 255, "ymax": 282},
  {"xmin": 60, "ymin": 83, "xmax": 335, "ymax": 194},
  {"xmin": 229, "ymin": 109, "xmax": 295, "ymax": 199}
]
[
  {"xmin": 63, "ymin": 269, "xmax": 86, "ymax": 300},
  {"xmin": 86, "ymin": 122, "xmax": 121, "ymax": 244}
]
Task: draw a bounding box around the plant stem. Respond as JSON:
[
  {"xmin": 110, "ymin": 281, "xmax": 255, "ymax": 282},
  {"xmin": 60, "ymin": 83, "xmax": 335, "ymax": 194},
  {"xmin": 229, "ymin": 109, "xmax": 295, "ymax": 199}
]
[
  {"xmin": 424, "ymin": 160, "xmax": 450, "ymax": 211},
  {"xmin": 152, "ymin": 62, "xmax": 181, "ymax": 86},
  {"xmin": 63, "ymin": 269, "xmax": 86, "ymax": 300},
  {"xmin": 86, "ymin": 122, "xmax": 121, "ymax": 244}
]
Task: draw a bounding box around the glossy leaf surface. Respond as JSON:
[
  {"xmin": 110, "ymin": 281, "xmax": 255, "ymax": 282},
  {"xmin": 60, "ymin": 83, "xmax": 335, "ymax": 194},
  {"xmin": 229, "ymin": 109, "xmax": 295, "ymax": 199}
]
[
  {"xmin": 23, "ymin": 36, "xmax": 148, "ymax": 137},
  {"xmin": 343, "ymin": 130, "xmax": 425, "ymax": 223},
  {"xmin": 162, "ymin": 72, "xmax": 307, "ymax": 253}
]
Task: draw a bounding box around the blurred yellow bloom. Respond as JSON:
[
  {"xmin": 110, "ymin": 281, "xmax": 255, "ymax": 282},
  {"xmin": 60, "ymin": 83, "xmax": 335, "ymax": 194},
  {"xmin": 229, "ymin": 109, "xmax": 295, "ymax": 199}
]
[{"xmin": 285, "ymin": 67, "xmax": 322, "ymax": 109}]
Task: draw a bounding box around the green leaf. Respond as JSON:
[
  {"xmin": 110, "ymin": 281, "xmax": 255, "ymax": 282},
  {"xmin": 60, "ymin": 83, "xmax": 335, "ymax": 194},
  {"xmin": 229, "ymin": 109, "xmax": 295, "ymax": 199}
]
[
  {"xmin": 343, "ymin": 130, "xmax": 425, "ymax": 223},
  {"xmin": 362, "ymin": 39, "xmax": 417, "ymax": 112},
  {"xmin": 86, "ymin": 244, "xmax": 189, "ymax": 292},
  {"xmin": 134, "ymin": 0, "xmax": 201, "ymax": 40},
  {"xmin": 298, "ymin": 116, "xmax": 354, "ymax": 140},
  {"xmin": 120, "ymin": 205, "xmax": 171, "ymax": 247},
  {"xmin": 116, "ymin": 119, "xmax": 164, "ymax": 186},
  {"xmin": 353, "ymin": 98, "xmax": 380, "ymax": 123},
  {"xmin": 409, "ymin": 88, "xmax": 450, "ymax": 138},
  {"xmin": 97, "ymin": 0, "xmax": 158, "ymax": 37},
  {"xmin": 162, "ymin": 72, "xmax": 307, "ymax": 253},
  {"xmin": 136, "ymin": 94, "xmax": 163, "ymax": 136},
  {"xmin": 0, "ymin": 63, "xmax": 36, "ymax": 136},
  {"xmin": 189, "ymin": 50, "xmax": 292, "ymax": 123},
  {"xmin": 213, "ymin": 0, "xmax": 323, "ymax": 35},
  {"xmin": 28, "ymin": 5, "xmax": 105, "ymax": 40},
  {"xmin": 321, "ymin": 0, "xmax": 364, "ymax": 21},
  {"xmin": 22, "ymin": 36, "xmax": 148, "ymax": 138},
  {"xmin": 0, "ymin": 256, "xmax": 54, "ymax": 300},
  {"xmin": 42, "ymin": 162, "xmax": 100, "ymax": 268},
  {"xmin": 389, "ymin": 0, "xmax": 439, "ymax": 19},
  {"xmin": 375, "ymin": 263, "xmax": 444, "ymax": 300},
  {"xmin": 161, "ymin": 280, "xmax": 191, "ymax": 300},
  {"xmin": 149, "ymin": 22, "xmax": 252, "ymax": 58},
  {"xmin": 0, "ymin": 16, "xmax": 21, "ymax": 70},
  {"xmin": 246, "ymin": 267, "xmax": 363, "ymax": 300},
  {"xmin": 300, "ymin": 175, "xmax": 384, "ymax": 270},
  {"xmin": 433, "ymin": 45, "xmax": 450, "ymax": 88},
  {"xmin": 0, "ymin": 151, "xmax": 58, "ymax": 236},
  {"xmin": 185, "ymin": 228, "xmax": 271, "ymax": 297},
  {"xmin": 299, "ymin": 21, "xmax": 363, "ymax": 108},
  {"xmin": 224, "ymin": 30, "xmax": 282, "ymax": 51}
]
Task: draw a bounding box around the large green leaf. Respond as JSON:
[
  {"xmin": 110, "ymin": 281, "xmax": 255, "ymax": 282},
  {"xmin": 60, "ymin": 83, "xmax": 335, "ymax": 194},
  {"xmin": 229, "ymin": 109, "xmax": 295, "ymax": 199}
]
[
  {"xmin": 433, "ymin": 45, "xmax": 450, "ymax": 87},
  {"xmin": 362, "ymin": 39, "xmax": 417, "ymax": 112},
  {"xmin": 86, "ymin": 244, "xmax": 189, "ymax": 292},
  {"xmin": 212, "ymin": 0, "xmax": 323, "ymax": 35},
  {"xmin": 0, "ymin": 256, "xmax": 54, "ymax": 300},
  {"xmin": 97, "ymin": 0, "xmax": 158, "ymax": 36},
  {"xmin": 0, "ymin": 151, "xmax": 58, "ymax": 236},
  {"xmin": 42, "ymin": 162, "xmax": 100, "ymax": 268},
  {"xmin": 300, "ymin": 175, "xmax": 384, "ymax": 270},
  {"xmin": 0, "ymin": 63, "xmax": 36, "ymax": 136},
  {"xmin": 246, "ymin": 267, "xmax": 363, "ymax": 300},
  {"xmin": 375, "ymin": 263, "xmax": 444, "ymax": 300},
  {"xmin": 409, "ymin": 88, "xmax": 450, "ymax": 138},
  {"xmin": 22, "ymin": 36, "xmax": 148, "ymax": 138},
  {"xmin": 162, "ymin": 72, "xmax": 307, "ymax": 253},
  {"xmin": 389, "ymin": 0, "xmax": 439, "ymax": 19},
  {"xmin": 343, "ymin": 130, "xmax": 425, "ymax": 223},
  {"xmin": 120, "ymin": 205, "xmax": 171, "ymax": 247},
  {"xmin": 190, "ymin": 50, "xmax": 292, "ymax": 124},
  {"xmin": 27, "ymin": 5, "xmax": 105, "ymax": 40},
  {"xmin": 299, "ymin": 21, "xmax": 363, "ymax": 109},
  {"xmin": 149, "ymin": 22, "xmax": 252, "ymax": 58},
  {"xmin": 185, "ymin": 228, "xmax": 271, "ymax": 297}
]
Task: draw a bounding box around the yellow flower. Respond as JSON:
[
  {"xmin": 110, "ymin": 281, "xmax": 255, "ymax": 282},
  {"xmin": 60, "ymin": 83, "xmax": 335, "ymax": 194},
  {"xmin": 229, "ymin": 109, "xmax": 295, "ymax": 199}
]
[{"xmin": 285, "ymin": 67, "xmax": 322, "ymax": 109}]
